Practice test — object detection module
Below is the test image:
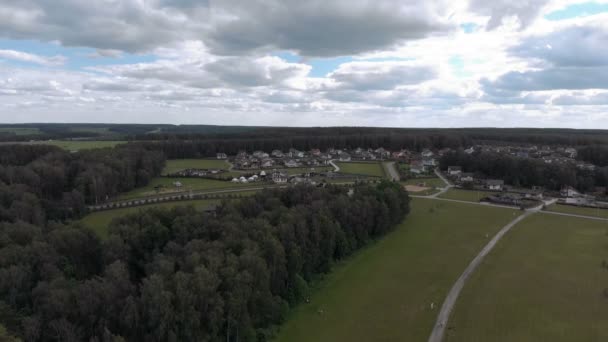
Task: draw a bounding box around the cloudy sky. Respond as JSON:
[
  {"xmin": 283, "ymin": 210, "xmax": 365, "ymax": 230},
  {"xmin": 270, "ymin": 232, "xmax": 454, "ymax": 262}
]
[{"xmin": 1, "ymin": 0, "xmax": 608, "ymax": 127}]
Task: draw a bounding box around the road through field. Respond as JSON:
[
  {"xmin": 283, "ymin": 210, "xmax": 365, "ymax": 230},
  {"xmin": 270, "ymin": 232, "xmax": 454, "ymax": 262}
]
[
  {"xmin": 384, "ymin": 161, "xmax": 400, "ymax": 181},
  {"xmin": 428, "ymin": 208, "xmax": 535, "ymax": 342}
]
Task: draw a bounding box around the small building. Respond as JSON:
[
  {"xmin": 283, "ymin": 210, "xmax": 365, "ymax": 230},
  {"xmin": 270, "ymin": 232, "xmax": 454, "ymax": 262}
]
[
  {"xmin": 485, "ymin": 179, "xmax": 504, "ymax": 191},
  {"xmin": 560, "ymin": 186, "xmax": 581, "ymax": 198},
  {"xmin": 173, "ymin": 181, "xmax": 183, "ymax": 188},
  {"xmin": 284, "ymin": 159, "xmax": 299, "ymax": 168},
  {"xmin": 459, "ymin": 172, "xmax": 474, "ymax": 182},
  {"xmin": 422, "ymin": 158, "xmax": 436, "ymax": 167},
  {"xmin": 339, "ymin": 152, "xmax": 351, "ymax": 162},
  {"xmin": 447, "ymin": 166, "xmax": 462, "ymax": 176},
  {"xmin": 421, "ymin": 149, "xmax": 434, "ymax": 158},
  {"xmin": 410, "ymin": 161, "xmax": 426, "ymax": 174},
  {"xmin": 272, "ymin": 171, "xmax": 288, "ymax": 184},
  {"xmin": 271, "ymin": 150, "xmax": 284, "ymax": 158},
  {"xmin": 216, "ymin": 153, "xmax": 228, "ymax": 160},
  {"xmin": 464, "ymin": 147, "xmax": 475, "ymax": 155}
]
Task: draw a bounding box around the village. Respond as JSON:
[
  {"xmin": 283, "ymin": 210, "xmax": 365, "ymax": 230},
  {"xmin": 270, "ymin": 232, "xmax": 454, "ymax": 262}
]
[{"xmin": 150, "ymin": 144, "xmax": 608, "ymax": 211}]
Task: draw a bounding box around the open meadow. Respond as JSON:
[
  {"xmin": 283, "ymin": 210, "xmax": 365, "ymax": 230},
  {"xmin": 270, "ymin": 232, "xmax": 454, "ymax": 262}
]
[
  {"xmin": 544, "ymin": 203, "xmax": 608, "ymax": 219},
  {"xmin": 118, "ymin": 177, "xmax": 265, "ymax": 200},
  {"xmin": 274, "ymin": 198, "xmax": 518, "ymax": 342},
  {"xmin": 446, "ymin": 213, "xmax": 608, "ymax": 342},
  {"xmin": 402, "ymin": 177, "xmax": 447, "ymax": 188},
  {"xmin": 439, "ymin": 188, "xmax": 497, "ymax": 202},
  {"xmin": 336, "ymin": 161, "xmax": 386, "ymax": 178}
]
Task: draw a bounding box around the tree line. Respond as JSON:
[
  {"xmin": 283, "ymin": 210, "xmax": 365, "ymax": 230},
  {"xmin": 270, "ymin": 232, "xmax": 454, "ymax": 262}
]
[
  {"xmin": 0, "ymin": 144, "xmax": 165, "ymax": 224},
  {"xmin": 440, "ymin": 150, "xmax": 608, "ymax": 194},
  {"xmin": 0, "ymin": 182, "xmax": 409, "ymax": 341}
]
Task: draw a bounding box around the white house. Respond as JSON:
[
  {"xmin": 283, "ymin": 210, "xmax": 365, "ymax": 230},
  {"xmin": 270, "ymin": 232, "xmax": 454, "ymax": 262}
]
[
  {"xmin": 216, "ymin": 153, "xmax": 227, "ymax": 160},
  {"xmin": 485, "ymin": 179, "xmax": 504, "ymax": 191},
  {"xmin": 447, "ymin": 166, "xmax": 462, "ymax": 176},
  {"xmin": 339, "ymin": 152, "xmax": 351, "ymax": 162},
  {"xmin": 421, "ymin": 149, "xmax": 434, "ymax": 158}
]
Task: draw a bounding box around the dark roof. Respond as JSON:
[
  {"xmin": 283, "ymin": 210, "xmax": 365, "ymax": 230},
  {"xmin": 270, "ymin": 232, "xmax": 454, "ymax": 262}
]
[{"xmin": 486, "ymin": 179, "xmax": 504, "ymax": 186}]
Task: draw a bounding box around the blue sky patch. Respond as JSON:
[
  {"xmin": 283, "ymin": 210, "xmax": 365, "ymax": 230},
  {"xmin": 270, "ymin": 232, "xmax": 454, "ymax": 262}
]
[
  {"xmin": 460, "ymin": 23, "xmax": 478, "ymax": 34},
  {"xmin": 545, "ymin": 2, "xmax": 608, "ymax": 20},
  {"xmin": 0, "ymin": 39, "xmax": 155, "ymax": 70}
]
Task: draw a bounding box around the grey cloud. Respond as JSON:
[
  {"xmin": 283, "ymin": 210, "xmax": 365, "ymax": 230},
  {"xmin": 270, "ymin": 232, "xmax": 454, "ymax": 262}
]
[
  {"xmin": 552, "ymin": 93, "xmax": 608, "ymax": 106},
  {"xmin": 205, "ymin": 57, "xmax": 309, "ymax": 87},
  {"xmin": 469, "ymin": 0, "xmax": 550, "ymax": 29},
  {"xmin": 207, "ymin": 0, "xmax": 453, "ymax": 57},
  {"xmin": 0, "ymin": 0, "xmax": 453, "ymax": 56},
  {"xmin": 512, "ymin": 25, "xmax": 608, "ymax": 67},
  {"xmin": 482, "ymin": 67, "xmax": 608, "ymax": 93},
  {"xmin": 328, "ymin": 62, "xmax": 437, "ymax": 91}
]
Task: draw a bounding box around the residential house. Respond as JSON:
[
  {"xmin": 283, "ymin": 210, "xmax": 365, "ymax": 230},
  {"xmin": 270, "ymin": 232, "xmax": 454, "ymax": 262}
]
[
  {"xmin": 464, "ymin": 147, "xmax": 475, "ymax": 154},
  {"xmin": 272, "ymin": 171, "xmax": 288, "ymax": 183},
  {"xmin": 485, "ymin": 179, "xmax": 504, "ymax": 191},
  {"xmin": 261, "ymin": 159, "xmax": 274, "ymax": 168},
  {"xmin": 284, "ymin": 159, "xmax": 299, "ymax": 168},
  {"xmin": 216, "ymin": 153, "xmax": 227, "ymax": 160},
  {"xmin": 339, "ymin": 152, "xmax": 352, "ymax": 162},
  {"xmin": 560, "ymin": 186, "xmax": 581, "ymax": 198},
  {"xmin": 253, "ymin": 150, "xmax": 269, "ymax": 159},
  {"xmin": 271, "ymin": 150, "xmax": 284, "ymax": 158},
  {"xmin": 421, "ymin": 149, "xmax": 434, "ymax": 158},
  {"xmin": 410, "ymin": 161, "xmax": 426, "ymax": 174},
  {"xmin": 459, "ymin": 172, "xmax": 474, "ymax": 182},
  {"xmin": 310, "ymin": 149, "xmax": 321, "ymax": 156},
  {"xmin": 422, "ymin": 158, "xmax": 436, "ymax": 168},
  {"xmin": 447, "ymin": 166, "xmax": 462, "ymax": 176},
  {"xmin": 564, "ymin": 147, "xmax": 577, "ymax": 158}
]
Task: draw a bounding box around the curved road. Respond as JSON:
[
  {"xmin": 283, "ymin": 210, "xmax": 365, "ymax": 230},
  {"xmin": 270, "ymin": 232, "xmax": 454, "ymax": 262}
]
[
  {"xmin": 427, "ymin": 199, "xmax": 552, "ymax": 342},
  {"xmin": 329, "ymin": 160, "xmax": 341, "ymax": 172}
]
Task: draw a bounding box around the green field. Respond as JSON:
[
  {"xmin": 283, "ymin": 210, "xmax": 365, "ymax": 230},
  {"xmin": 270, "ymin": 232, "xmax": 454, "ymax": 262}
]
[
  {"xmin": 439, "ymin": 189, "xmax": 497, "ymax": 202},
  {"xmin": 162, "ymin": 159, "xmax": 231, "ymax": 175},
  {"xmin": 402, "ymin": 177, "xmax": 447, "ymax": 188},
  {"xmin": 80, "ymin": 199, "xmax": 222, "ymax": 239},
  {"xmin": 46, "ymin": 140, "xmax": 127, "ymax": 151},
  {"xmin": 544, "ymin": 203, "xmax": 608, "ymax": 219},
  {"xmin": 274, "ymin": 198, "xmax": 518, "ymax": 342},
  {"xmin": 118, "ymin": 177, "xmax": 267, "ymax": 200},
  {"xmin": 336, "ymin": 162, "xmax": 386, "ymax": 178},
  {"xmin": 447, "ymin": 214, "xmax": 608, "ymax": 342}
]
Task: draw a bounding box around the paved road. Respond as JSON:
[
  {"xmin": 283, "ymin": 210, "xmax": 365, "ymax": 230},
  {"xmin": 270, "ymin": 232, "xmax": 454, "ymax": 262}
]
[
  {"xmin": 329, "ymin": 160, "xmax": 341, "ymax": 172},
  {"xmin": 428, "ymin": 208, "xmax": 536, "ymax": 342},
  {"xmin": 429, "ymin": 169, "xmax": 453, "ymax": 198},
  {"xmin": 384, "ymin": 161, "xmax": 400, "ymax": 181}
]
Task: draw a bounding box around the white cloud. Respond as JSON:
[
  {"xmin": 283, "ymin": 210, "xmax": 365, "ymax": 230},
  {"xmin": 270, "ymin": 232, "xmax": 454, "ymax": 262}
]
[{"xmin": 0, "ymin": 49, "xmax": 66, "ymax": 66}]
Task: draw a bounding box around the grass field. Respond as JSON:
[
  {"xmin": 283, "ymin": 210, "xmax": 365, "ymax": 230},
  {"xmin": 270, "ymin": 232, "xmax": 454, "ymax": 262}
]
[
  {"xmin": 402, "ymin": 177, "xmax": 447, "ymax": 188},
  {"xmin": 544, "ymin": 203, "xmax": 608, "ymax": 219},
  {"xmin": 162, "ymin": 159, "xmax": 230, "ymax": 175},
  {"xmin": 336, "ymin": 162, "xmax": 385, "ymax": 178},
  {"xmin": 46, "ymin": 140, "xmax": 127, "ymax": 151},
  {"xmin": 79, "ymin": 199, "xmax": 222, "ymax": 239},
  {"xmin": 118, "ymin": 177, "xmax": 266, "ymax": 200},
  {"xmin": 439, "ymin": 189, "xmax": 497, "ymax": 202},
  {"xmin": 274, "ymin": 198, "xmax": 518, "ymax": 342},
  {"xmin": 447, "ymin": 214, "xmax": 608, "ymax": 342}
]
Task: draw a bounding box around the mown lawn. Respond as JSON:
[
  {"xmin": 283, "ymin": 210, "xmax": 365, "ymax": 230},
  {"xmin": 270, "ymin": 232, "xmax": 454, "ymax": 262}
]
[
  {"xmin": 544, "ymin": 203, "xmax": 608, "ymax": 219},
  {"xmin": 274, "ymin": 198, "xmax": 518, "ymax": 342},
  {"xmin": 0, "ymin": 127, "xmax": 41, "ymax": 135},
  {"xmin": 336, "ymin": 162, "xmax": 385, "ymax": 178},
  {"xmin": 163, "ymin": 159, "xmax": 231, "ymax": 175},
  {"xmin": 402, "ymin": 177, "xmax": 447, "ymax": 188},
  {"xmin": 447, "ymin": 213, "xmax": 608, "ymax": 342},
  {"xmin": 439, "ymin": 189, "xmax": 497, "ymax": 202},
  {"xmin": 118, "ymin": 177, "xmax": 265, "ymax": 200}
]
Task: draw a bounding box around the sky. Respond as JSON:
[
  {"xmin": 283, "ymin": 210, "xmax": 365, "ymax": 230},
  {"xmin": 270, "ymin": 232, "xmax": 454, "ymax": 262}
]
[{"xmin": 0, "ymin": 0, "xmax": 608, "ymax": 128}]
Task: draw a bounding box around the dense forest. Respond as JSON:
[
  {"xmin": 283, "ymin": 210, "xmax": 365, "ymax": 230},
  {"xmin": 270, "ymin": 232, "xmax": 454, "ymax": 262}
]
[
  {"xmin": 4, "ymin": 124, "xmax": 608, "ymax": 149},
  {"xmin": 0, "ymin": 144, "xmax": 165, "ymax": 224},
  {"xmin": 439, "ymin": 150, "xmax": 608, "ymax": 193},
  {"xmin": 0, "ymin": 181, "xmax": 409, "ymax": 341}
]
